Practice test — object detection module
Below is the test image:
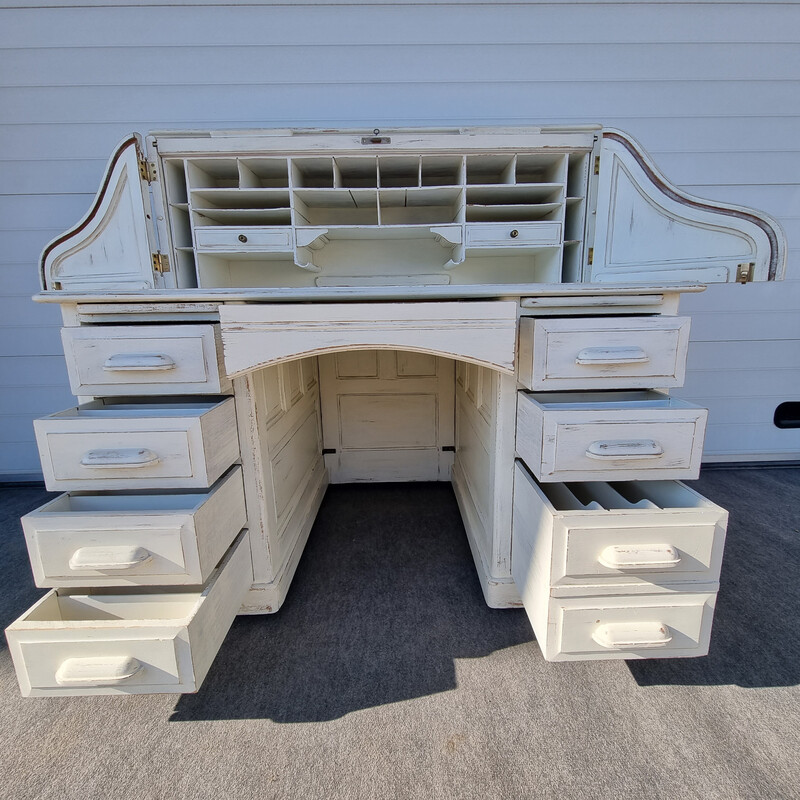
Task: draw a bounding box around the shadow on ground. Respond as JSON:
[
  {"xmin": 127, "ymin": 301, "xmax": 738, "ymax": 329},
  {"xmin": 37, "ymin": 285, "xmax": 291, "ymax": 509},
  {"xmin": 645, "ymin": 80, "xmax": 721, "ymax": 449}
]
[{"xmin": 170, "ymin": 483, "xmax": 534, "ymax": 723}]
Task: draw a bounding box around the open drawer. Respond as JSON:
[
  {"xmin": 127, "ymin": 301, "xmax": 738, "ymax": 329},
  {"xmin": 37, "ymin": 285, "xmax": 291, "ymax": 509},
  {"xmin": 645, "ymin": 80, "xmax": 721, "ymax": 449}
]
[
  {"xmin": 22, "ymin": 468, "xmax": 246, "ymax": 588},
  {"xmin": 34, "ymin": 398, "xmax": 239, "ymax": 491},
  {"xmin": 512, "ymin": 462, "xmax": 727, "ymax": 589},
  {"xmin": 516, "ymin": 390, "xmax": 707, "ymax": 482},
  {"xmin": 6, "ymin": 530, "xmax": 251, "ymax": 696}
]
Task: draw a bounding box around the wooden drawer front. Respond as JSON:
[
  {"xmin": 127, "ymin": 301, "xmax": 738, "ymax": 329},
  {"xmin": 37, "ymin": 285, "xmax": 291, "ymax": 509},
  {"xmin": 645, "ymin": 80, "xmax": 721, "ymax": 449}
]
[
  {"xmin": 516, "ymin": 390, "xmax": 707, "ymax": 482},
  {"xmin": 512, "ymin": 462, "xmax": 727, "ymax": 589},
  {"xmin": 465, "ymin": 222, "xmax": 561, "ymax": 248},
  {"xmin": 195, "ymin": 227, "xmax": 292, "ymax": 251},
  {"xmin": 62, "ymin": 324, "xmax": 231, "ymax": 396},
  {"xmin": 554, "ymin": 593, "xmax": 716, "ymax": 661},
  {"xmin": 22, "ymin": 468, "xmax": 246, "ymax": 588},
  {"xmin": 34, "ymin": 399, "xmax": 239, "ymax": 491},
  {"xmin": 6, "ymin": 530, "xmax": 251, "ymax": 696},
  {"xmin": 517, "ymin": 316, "xmax": 691, "ymax": 391}
]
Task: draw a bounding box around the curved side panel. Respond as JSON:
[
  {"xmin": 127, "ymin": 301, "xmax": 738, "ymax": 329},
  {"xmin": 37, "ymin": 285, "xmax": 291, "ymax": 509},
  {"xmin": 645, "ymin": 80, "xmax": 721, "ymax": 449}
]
[
  {"xmin": 219, "ymin": 302, "xmax": 518, "ymax": 376},
  {"xmin": 591, "ymin": 130, "xmax": 786, "ymax": 284},
  {"xmin": 40, "ymin": 135, "xmax": 156, "ymax": 291}
]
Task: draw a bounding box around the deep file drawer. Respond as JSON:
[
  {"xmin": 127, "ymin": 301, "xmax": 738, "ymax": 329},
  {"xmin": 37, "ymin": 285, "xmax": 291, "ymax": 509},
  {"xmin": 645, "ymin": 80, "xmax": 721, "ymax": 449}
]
[
  {"xmin": 6, "ymin": 530, "xmax": 251, "ymax": 696},
  {"xmin": 34, "ymin": 398, "xmax": 239, "ymax": 491},
  {"xmin": 62, "ymin": 324, "xmax": 231, "ymax": 396},
  {"xmin": 511, "ymin": 462, "xmax": 727, "ymax": 589},
  {"xmin": 22, "ymin": 468, "xmax": 246, "ymax": 588},
  {"xmin": 516, "ymin": 390, "xmax": 707, "ymax": 482},
  {"xmin": 517, "ymin": 316, "xmax": 691, "ymax": 391}
]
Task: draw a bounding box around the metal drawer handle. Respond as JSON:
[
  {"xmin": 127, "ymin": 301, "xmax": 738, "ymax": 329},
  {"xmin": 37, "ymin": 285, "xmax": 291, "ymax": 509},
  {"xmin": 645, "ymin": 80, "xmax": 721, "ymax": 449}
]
[
  {"xmin": 592, "ymin": 622, "xmax": 673, "ymax": 650},
  {"xmin": 599, "ymin": 544, "xmax": 681, "ymax": 570},
  {"xmin": 576, "ymin": 346, "xmax": 649, "ymax": 365},
  {"xmin": 69, "ymin": 546, "xmax": 154, "ymax": 571},
  {"xmin": 586, "ymin": 439, "xmax": 663, "ymax": 460},
  {"xmin": 55, "ymin": 656, "xmax": 143, "ymax": 686},
  {"xmin": 80, "ymin": 448, "xmax": 160, "ymax": 468},
  {"xmin": 103, "ymin": 353, "xmax": 176, "ymax": 372},
  {"xmin": 510, "ymin": 229, "xmax": 519, "ymax": 238},
  {"xmin": 238, "ymin": 234, "xmax": 248, "ymax": 243}
]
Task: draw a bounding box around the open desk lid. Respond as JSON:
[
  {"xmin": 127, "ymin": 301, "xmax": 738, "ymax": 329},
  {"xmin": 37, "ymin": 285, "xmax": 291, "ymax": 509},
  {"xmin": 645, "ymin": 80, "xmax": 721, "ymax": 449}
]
[
  {"xmin": 588, "ymin": 130, "xmax": 786, "ymax": 285},
  {"xmin": 39, "ymin": 135, "xmax": 164, "ymax": 292}
]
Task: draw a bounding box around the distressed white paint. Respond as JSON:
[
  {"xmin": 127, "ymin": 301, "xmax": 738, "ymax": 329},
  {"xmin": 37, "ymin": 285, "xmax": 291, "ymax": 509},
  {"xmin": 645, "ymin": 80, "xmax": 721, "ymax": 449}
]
[
  {"xmin": 232, "ymin": 360, "xmax": 328, "ymax": 613},
  {"xmin": 34, "ymin": 398, "xmax": 239, "ymax": 491},
  {"xmin": 319, "ymin": 350, "xmax": 454, "ymax": 483},
  {"xmin": 219, "ymin": 302, "xmax": 518, "ymax": 376},
  {"xmin": 516, "ymin": 390, "xmax": 708, "ymax": 482},
  {"xmin": 517, "ymin": 315, "xmax": 691, "ymax": 391},
  {"xmin": 61, "ymin": 323, "xmax": 231, "ymax": 396}
]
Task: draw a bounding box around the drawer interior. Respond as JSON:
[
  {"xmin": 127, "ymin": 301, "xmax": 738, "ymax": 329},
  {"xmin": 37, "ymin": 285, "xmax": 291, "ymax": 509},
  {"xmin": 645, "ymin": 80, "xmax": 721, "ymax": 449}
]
[
  {"xmin": 531, "ymin": 472, "xmax": 719, "ymax": 514},
  {"xmin": 22, "ymin": 588, "xmax": 201, "ymax": 624},
  {"xmin": 48, "ymin": 399, "xmax": 227, "ymax": 420},
  {"xmin": 35, "ymin": 490, "xmax": 214, "ymax": 515},
  {"xmin": 522, "ymin": 390, "xmax": 698, "ymax": 411}
]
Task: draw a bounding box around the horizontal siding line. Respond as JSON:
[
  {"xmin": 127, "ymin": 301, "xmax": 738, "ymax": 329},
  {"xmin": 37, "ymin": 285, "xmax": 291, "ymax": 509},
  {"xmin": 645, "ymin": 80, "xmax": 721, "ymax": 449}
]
[
  {"xmin": 5, "ymin": 114, "xmax": 800, "ymax": 128},
  {"xmin": 5, "ymin": 78, "xmax": 800, "ymax": 89},
  {"xmin": 7, "ymin": 41, "xmax": 800, "ymax": 51},
  {"xmin": 685, "ymin": 371, "xmax": 800, "ymax": 378}
]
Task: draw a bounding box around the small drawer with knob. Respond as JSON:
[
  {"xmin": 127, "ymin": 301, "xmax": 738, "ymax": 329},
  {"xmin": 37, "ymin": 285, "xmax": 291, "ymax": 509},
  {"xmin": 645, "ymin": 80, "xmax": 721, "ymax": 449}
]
[
  {"xmin": 194, "ymin": 226, "xmax": 292, "ymax": 252},
  {"xmin": 465, "ymin": 221, "xmax": 562, "ymax": 249},
  {"xmin": 517, "ymin": 316, "xmax": 692, "ymax": 391},
  {"xmin": 34, "ymin": 398, "xmax": 239, "ymax": 491},
  {"xmin": 516, "ymin": 390, "xmax": 707, "ymax": 482},
  {"xmin": 21, "ymin": 467, "xmax": 246, "ymax": 588},
  {"xmin": 62, "ymin": 324, "xmax": 231, "ymax": 396}
]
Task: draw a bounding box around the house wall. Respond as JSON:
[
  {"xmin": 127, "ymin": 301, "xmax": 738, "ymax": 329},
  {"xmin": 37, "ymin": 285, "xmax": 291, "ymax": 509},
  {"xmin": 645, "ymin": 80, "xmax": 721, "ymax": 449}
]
[{"xmin": 1, "ymin": 0, "xmax": 798, "ymax": 478}]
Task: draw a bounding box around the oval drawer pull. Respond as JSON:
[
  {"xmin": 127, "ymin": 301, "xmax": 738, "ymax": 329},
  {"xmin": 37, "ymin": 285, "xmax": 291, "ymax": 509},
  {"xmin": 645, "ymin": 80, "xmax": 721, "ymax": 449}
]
[
  {"xmin": 585, "ymin": 439, "xmax": 664, "ymax": 460},
  {"xmin": 575, "ymin": 346, "xmax": 649, "ymax": 365},
  {"xmin": 592, "ymin": 622, "xmax": 673, "ymax": 650},
  {"xmin": 69, "ymin": 546, "xmax": 154, "ymax": 571},
  {"xmin": 55, "ymin": 656, "xmax": 144, "ymax": 686},
  {"xmin": 103, "ymin": 353, "xmax": 177, "ymax": 372},
  {"xmin": 80, "ymin": 448, "xmax": 160, "ymax": 468},
  {"xmin": 599, "ymin": 544, "xmax": 681, "ymax": 570}
]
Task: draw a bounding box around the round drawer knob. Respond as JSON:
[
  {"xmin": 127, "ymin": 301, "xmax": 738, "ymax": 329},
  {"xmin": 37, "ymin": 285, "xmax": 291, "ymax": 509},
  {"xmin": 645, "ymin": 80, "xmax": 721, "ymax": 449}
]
[
  {"xmin": 238, "ymin": 234, "xmax": 248, "ymax": 243},
  {"xmin": 510, "ymin": 229, "xmax": 519, "ymax": 238}
]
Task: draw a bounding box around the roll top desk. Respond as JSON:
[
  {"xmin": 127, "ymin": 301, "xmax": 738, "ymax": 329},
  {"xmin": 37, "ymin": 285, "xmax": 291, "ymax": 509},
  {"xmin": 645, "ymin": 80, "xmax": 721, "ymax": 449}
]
[{"xmin": 6, "ymin": 126, "xmax": 786, "ymax": 695}]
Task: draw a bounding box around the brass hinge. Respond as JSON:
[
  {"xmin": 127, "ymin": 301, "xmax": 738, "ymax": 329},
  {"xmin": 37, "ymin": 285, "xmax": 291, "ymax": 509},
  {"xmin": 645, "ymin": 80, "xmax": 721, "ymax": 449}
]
[
  {"xmin": 587, "ymin": 247, "xmax": 594, "ymax": 266},
  {"xmin": 593, "ymin": 155, "xmax": 601, "ymax": 175},
  {"xmin": 152, "ymin": 253, "xmax": 170, "ymax": 273},
  {"xmin": 138, "ymin": 156, "xmax": 157, "ymax": 183},
  {"xmin": 736, "ymin": 262, "xmax": 755, "ymax": 283}
]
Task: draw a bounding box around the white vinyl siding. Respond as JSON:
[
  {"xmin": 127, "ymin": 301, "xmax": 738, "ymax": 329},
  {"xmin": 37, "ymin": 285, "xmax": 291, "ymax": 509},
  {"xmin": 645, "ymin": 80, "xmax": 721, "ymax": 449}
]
[{"xmin": 1, "ymin": 1, "xmax": 798, "ymax": 478}]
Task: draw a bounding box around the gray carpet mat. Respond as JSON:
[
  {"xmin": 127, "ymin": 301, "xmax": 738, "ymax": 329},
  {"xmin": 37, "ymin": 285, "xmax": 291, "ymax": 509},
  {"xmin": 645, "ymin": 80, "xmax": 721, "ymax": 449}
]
[{"xmin": 1, "ymin": 470, "xmax": 798, "ymax": 800}]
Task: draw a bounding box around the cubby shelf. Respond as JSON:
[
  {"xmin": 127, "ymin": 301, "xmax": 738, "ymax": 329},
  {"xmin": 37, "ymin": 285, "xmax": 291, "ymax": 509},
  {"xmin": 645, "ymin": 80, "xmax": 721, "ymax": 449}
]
[{"xmin": 162, "ymin": 151, "xmax": 590, "ymax": 289}]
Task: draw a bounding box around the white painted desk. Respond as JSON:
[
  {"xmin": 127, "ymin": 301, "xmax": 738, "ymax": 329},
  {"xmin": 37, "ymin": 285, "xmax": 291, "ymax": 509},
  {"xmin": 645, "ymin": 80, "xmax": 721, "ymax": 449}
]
[{"xmin": 5, "ymin": 126, "xmax": 786, "ymax": 695}]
